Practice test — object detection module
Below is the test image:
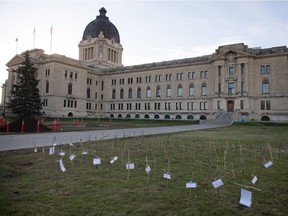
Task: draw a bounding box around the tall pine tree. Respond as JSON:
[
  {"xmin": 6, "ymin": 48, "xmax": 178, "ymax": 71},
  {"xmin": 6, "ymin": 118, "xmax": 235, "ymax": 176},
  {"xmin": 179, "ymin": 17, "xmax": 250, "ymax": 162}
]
[{"xmin": 8, "ymin": 51, "xmax": 42, "ymax": 117}]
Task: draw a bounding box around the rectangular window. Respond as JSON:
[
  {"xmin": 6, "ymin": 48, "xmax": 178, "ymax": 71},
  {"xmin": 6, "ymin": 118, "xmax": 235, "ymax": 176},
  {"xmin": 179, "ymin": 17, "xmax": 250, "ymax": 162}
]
[
  {"xmin": 218, "ymin": 66, "xmax": 221, "ymax": 76},
  {"xmin": 266, "ymin": 100, "xmax": 271, "ymax": 110},
  {"xmin": 266, "ymin": 65, "xmax": 271, "ymax": 74},
  {"xmin": 260, "ymin": 65, "xmax": 271, "ymax": 74},
  {"xmin": 261, "ymin": 101, "xmax": 265, "ymax": 110},
  {"xmin": 241, "ymin": 82, "xmax": 245, "ymax": 92},
  {"xmin": 228, "ymin": 82, "xmax": 235, "ymax": 94},
  {"xmin": 200, "ymin": 102, "xmax": 203, "ymax": 110},
  {"xmin": 46, "ymin": 69, "xmax": 50, "ymax": 77},
  {"xmin": 200, "ymin": 71, "xmax": 203, "ymax": 79},
  {"xmin": 65, "ymin": 70, "xmax": 67, "ymax": 78},
  {"xmin": 218, "ymin": 83, "xmax": 221, "ymax": 93},
  {"xmin": 64, "ymin": 100, "xmax": 66, "ymax": 107},
  {"xmin": 241, "ymin": 64, "xmax": 245, "ymax": 74},
  {"xmin": 228, "ymin": 67, "xmax": 235, "ymax": 75},
  {"xmin": 217, "ymin": 101, "xmax": 220, "ymax": 110},
  {"xmin": 240, "ymin": 100, "xmax": 244, "ymax": 109}
]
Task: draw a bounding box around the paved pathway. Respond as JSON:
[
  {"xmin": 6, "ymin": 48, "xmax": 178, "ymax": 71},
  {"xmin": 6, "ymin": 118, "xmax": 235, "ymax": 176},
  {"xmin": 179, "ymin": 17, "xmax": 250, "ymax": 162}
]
[{"xmin": 0, "ymin": 119, "xmax": 232, "ymax": 151}]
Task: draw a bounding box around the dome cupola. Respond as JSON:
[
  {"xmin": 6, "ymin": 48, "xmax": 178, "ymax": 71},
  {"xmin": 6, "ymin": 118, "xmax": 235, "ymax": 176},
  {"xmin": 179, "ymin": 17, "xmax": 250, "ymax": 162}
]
[{"xmin": 82, "ymin": 7, "xmax": 120, "ymax": 43}]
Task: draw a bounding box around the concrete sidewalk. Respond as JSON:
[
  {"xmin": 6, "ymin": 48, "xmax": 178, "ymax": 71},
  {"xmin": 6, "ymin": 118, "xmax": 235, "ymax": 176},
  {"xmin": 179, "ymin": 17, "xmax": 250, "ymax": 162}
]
[{"xmin": 0, "ymin": 122, "xmax": 230, "ymax": 151}]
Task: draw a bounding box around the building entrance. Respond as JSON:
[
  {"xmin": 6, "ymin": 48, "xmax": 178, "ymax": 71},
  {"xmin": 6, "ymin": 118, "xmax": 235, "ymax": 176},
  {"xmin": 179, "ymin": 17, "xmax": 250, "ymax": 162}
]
[{"xmin": 227, "ymin": 100, "xmax": 234, "ymax": 112}]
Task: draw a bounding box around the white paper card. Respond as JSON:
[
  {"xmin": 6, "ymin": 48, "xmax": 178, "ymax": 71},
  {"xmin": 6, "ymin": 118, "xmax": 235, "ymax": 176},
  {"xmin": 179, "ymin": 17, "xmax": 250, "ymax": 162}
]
[
  {"xmin": 163, "ymin": 173, "xmax": 171, "ymax": 179},
  {"xmin": 252, "ymin": 176, "xmax": 258, "ymax": 185},
  {"xmin": 239, "ymin": 189, "xmax": 252, "ymax": 207},
  {"xmin": 186, "ymin": 182, "xmax": 197, "ymax": 188},
  {"xmin": 126, "ymin": 163, "xmax": 135, "ymax": 170},
  {"xmin": 110, "ymin": 156, "xmax": 118, "ymax": 164},
  {"xmin": 59, "ymin": 151, "xmax": 65, "ymax": 156},
  {"xmin": 59, "ymin": 159, "xmax": 66, "ymax": 172},
  {"xmin": 69, "ymin": 154, "xmax": 76, "ymax": 161},
  {"xmin": 93, "ymin": 158, "xmax": 101, "ymax": 165},
  {"xmin": 82, "ymin": 150, "xmax": 88, "ymax": 155},
  {"xmin": 145, "ymin": 165, "xmax": 151, "ymax": 174},
  {"xmin": 212, "ymin": 179, "xmax": 224, "ymax": 189},
  {"xmin": 49, "ymin": 147, "xmax": 55, "ymax": 155},
  {"xmin": 264, "ymin": 161, "xmax": 273, "ymax": 168}
]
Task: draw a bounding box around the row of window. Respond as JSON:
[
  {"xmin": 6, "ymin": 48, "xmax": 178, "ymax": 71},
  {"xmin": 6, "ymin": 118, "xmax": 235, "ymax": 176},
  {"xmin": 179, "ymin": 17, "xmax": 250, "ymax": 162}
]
[
  {"xmin": 111, "ymin": 71, "xmax": 208, "ymax": 86},
  {"xmin": 111, "ymin": 84, "xmax": 207, "ymax": 99},
  {"xmin": 64, "ymin": 99, "xmax": 77, "ymax": 108},
  {"xmin": 83, "ymin": 47, "xmax": 94, "ymax": 61},
  {"xmin": 109, "ymin": 101, "xmax": 208, "ymax": 111},
  {"xmin": 217, "ymin": 64, "xmax": 245, "ymax": 76},
  {"xmin": 43, "ymin": 98, "xmax": 268, "ymax": 113},
  {"xmin": 64, "ymin": 70, "xmax": 78, "ymax": 80},
  {"xmin": 108, "ymin": 48, "xmax": 119, "ymax": 63}
]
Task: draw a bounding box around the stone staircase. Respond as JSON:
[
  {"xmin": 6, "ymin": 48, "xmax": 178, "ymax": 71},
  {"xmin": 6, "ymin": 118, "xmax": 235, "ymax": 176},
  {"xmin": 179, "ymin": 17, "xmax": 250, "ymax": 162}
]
[{"xmin": 201, "ymin": 111, "xmax": 233, "ymax": 126}]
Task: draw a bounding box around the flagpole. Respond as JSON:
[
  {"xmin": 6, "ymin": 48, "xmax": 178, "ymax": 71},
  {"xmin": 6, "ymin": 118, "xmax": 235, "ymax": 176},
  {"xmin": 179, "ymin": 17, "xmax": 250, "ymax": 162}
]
[
  {"xmin": 50, "ymin": 25, "xmax": 53, "ymax": 54},
  {"xmin": 33, "ymin": 27, "xmax": 36, "ymax": 49},
  {"xmin": 15, "ymin": 37, "xmax": 18, "ymax": 54}
]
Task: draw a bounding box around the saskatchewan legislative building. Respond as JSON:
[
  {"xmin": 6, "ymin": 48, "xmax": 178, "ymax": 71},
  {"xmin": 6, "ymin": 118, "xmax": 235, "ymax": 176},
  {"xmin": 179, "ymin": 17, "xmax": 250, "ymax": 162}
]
[{"xmin": 2, "ymin": 8, "xmax": 288, "ymax": 121}]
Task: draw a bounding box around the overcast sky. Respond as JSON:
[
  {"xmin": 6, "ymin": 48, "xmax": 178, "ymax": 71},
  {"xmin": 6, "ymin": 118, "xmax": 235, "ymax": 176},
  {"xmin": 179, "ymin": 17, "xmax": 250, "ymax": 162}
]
[{"xmin": 1, "ymin": 0, "xmax": 287, "ymax": 102}]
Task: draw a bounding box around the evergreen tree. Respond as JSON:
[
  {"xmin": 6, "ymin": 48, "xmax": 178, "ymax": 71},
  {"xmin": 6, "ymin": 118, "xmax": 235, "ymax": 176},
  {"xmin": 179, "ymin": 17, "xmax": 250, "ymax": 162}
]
[{"xmin": 8, "ymin": 51, "xmax": 42, "ymax": 117}]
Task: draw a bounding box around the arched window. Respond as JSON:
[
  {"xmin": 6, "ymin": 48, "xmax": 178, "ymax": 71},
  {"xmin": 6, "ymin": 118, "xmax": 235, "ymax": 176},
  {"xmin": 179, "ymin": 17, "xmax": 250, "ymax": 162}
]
[
  {"xmin": 45, "ymin": 81, "xmax": 49, "ymax": 93},
  {"xmin": 262, "ymin": 80, "xmax": 269, "ymax": 94},
  {"xmin": 177, "ymin": 84, "xmax": 183, "ymax": 97},
  {"xmin": 68, "ymin": 83, "xmax": 72, "ymax": 95},
  {"xmin": 165, "ymin": 115, "xmax": 170, "ymax": 119},
  {"xmin": 128, "ymin": 88, "xmax": 132, "ymax": 98},
  {"xmin": 146, "ymin": 86, "xmax": 151, "ymax": 98},
  {"xmin": 189, "ymin": 84, "xmax": 194, "ymax": 96},
  {"xmin": 201, "ymin": 83, "xmax": 207, "ymax": 96},
  {"xmin": 86, "ymin": 88, "xmax": 90, "ymax": 98},
  {"xmin": 137, "ymin": 87, "xmax": 141, "ymax": 98},
  {"xmin": 120, "ymin": 88, "xmax": 124, "ymax": 99},
  {"xmin": 166, "ymin": 85, "xmax": 171, "ymax": 97},
  {"xmin": 112, "ymin": 89, "xmax": 116, "ymax": 99},
  {"xmin": 156, "ymin": 86, "xmax": 161, "ymax": 97}
]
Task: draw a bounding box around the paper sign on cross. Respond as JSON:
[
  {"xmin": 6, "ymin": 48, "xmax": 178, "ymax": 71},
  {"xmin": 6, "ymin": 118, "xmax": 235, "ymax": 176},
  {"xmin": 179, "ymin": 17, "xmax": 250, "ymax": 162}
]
[
  {"xmin": 93, "ymin": 158, "xmax": 101, "ymax": 165},
  {"xmin": 212, "ymin": 179, "xmax": 224, "ymax": 189},
  {"xmin": 126, "ymin": 163, "xmax": 135, "ymax": 170},
  {"xmin": 239, "ymin": 189, "xmax": 252, "ymax": 207},
  {"xmin": 186, "ymin": 182, "xmax": 197, "ymax": 188},
  {"xmin": 59, "ymin": 159, "xmax": 66, "ymax": 172}
]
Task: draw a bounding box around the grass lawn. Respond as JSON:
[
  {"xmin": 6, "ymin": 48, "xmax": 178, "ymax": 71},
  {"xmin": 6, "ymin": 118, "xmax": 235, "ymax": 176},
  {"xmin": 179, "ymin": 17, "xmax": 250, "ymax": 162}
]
[{"xmin": 0, "ymin": 123, "xmax": 287, "ymax": 215}]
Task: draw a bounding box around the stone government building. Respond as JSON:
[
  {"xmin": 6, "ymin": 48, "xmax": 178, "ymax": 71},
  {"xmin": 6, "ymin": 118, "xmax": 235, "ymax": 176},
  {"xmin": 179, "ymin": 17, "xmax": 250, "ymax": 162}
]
[{"xmin": 2, "ymin": 8, "xmax": 288, "ymax": 121}]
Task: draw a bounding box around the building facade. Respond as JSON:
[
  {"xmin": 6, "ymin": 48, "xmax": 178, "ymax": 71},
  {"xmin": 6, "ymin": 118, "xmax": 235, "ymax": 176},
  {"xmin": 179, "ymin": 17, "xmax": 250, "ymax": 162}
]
[{"xmin": 2, "ymin": 8, "xmax": 288, "ymax": 121}]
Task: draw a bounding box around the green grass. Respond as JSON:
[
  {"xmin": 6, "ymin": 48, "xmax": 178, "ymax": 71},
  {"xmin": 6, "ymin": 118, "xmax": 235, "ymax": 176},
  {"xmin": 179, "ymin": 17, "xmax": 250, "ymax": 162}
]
[{"xmin": 0, "ymin": 124, "xmax": 288, "ymax": 215}]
